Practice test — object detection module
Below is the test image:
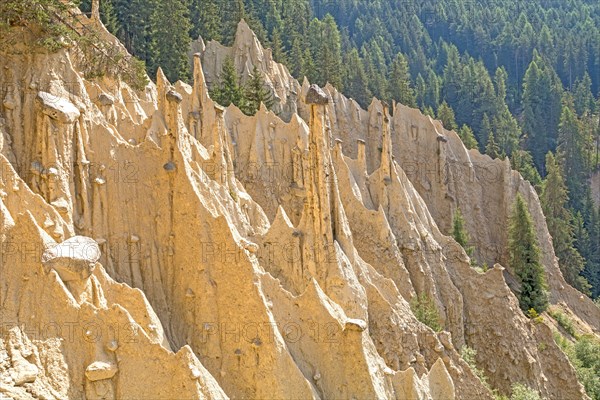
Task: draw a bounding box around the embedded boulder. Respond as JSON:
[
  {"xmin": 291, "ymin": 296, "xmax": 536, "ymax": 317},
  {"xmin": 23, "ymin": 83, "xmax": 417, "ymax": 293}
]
[
  {"xmin": 42, "ymin": 236, "xmax": 101, "ymax": 281},
  {"xmin": 36, "ymin": 91, "xmax": 80, "ymax": 123},
  {"xmin": 305, "ymin": 84, "xmax": 330, "ymax": 105},
  {"xmin": 85, "ymin": 361, "xmax": 118, "ymax": 382}
]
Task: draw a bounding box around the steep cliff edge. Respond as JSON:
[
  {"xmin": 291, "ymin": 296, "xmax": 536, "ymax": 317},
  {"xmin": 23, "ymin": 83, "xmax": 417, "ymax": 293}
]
[{"xmin": 0, "ymin": 13, "xmax": 597, "ymax": 400}]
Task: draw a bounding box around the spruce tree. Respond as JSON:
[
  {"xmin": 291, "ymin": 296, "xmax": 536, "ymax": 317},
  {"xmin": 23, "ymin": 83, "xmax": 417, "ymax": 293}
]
[
  {"xmin": 452, "ymin": 208, "xmax": 474, "ymax": 257},
  {"xmin": 494, "ymin": 67, "xmax": 508, "ymax": 105},
  {"xmin": 511, "ymin": 150, "xmax": 542, "ymax": 188},
  {"xmin": 481, "ymin": 114, "xmax": 493, "ymax": 151},
  {"xmin": 557, "ymin": 103, "xmax": 591, "ymax": 212},
  {"xmin": 415, "ymin": 73, "xmax": 427, "ymax": 109},
  {"xmin": 190, "ymin": 0, "xmax": 222, "ymax": 42},
  {"xmin": 508, "ymin": 194, "xmax": 549, "ymax": 313},
  {"xmin": 116, "ymin": 0, "xmax": 157, "ymax": 70},
  {"xmin": 313, "ymin": 14, "xmax": 343, "ymax": 90},
  {"xmin": 289, "ymin": 37, "xmax": 304, "ymax": 78},
  {"xmin": 422, "ymin": 106, "xmax": 436, "ymax": 118},
  {"xmin": 521, "ymin": 52, "xmax": 563, "ymax": 174},
  {"xmin": 343, "ymin": 48, "xmax": 371, "ymax": 107},
  {"xmin": 492, "ymin": 109, "xmax": 521, "ymax": 157},
  {"xmin": 269, "ymin": 27, "xmax": 287, "ymax": 64},
  {"xmin": 579, "ymin": 203, "xmax": 600, "ymax": 298},
  {"xmin": 541, "ymin": 153, "xmax": 591, "ymax": 294},
  {"xmin": 301, "ymin": 47, "xmax": 316, "ymax": 83},
  {"xmin": 458, "ymin": 124, "xmax": 478, "ymax": 150},
  {"xmin": 425, "ymin": 69, "xmax": 440, "ymax": 110},
  {"xmin": 244, "ymin": 65, "xmax": 274, "ymax": 115},
  {"xmin": 221, "ymin": 0, "xmax": 245, "ymax": 45},
  {"xmin": 437, "ymin": 101, "xmax": 457, "ymax": 131},
  {"xmin": 150, "ymin": 0, "xmax": 191, "ymax": 82},
  {"xmin": 389, "ymin": 53, "xmax": 416, "ymax": 107},
  {"xmin": 210, "ymin": 57, "xmax": 246, "ymax": 109},
  {"xmin": 573, "ymin": 72, "xmax": 595, "ymax": 117},
  {"xmin": 362, "ymin": 41, "xmax": 387, "ymax": 100},
  {"xmin": 485, "ymin": 132, "xmax": 500, "ymax": 159}
]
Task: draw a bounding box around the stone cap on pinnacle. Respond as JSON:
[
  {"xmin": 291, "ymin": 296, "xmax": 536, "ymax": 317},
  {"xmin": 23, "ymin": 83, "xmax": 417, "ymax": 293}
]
[{"xmin": 305, "ymin": 84, "xmax": 330, "ymax": 105}]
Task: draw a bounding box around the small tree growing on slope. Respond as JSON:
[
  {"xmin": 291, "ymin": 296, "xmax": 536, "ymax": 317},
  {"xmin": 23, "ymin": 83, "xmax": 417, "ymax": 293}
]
[
  {"xmin": 210, "ymin": 56, "xmax": 246, "ymax": 110},
  {"xmin": 452, "ymin": 207, "xmax": 474, "ymax": 258},
  {"xmin": 541, "ymin": 152, "xmax": 590, "ymax": 294},
  {"xmin": 508, "ymin": 194, "xmax": 549, "ymax": 314},
  {"xmin": 243, "ymin": 65, "xmax": 274, "ymax": 115}
]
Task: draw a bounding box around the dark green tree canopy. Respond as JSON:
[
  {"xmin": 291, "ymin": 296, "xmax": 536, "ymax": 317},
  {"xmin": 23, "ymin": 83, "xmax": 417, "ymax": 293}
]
[
  {"xmin": 541, "ymin": 153, "xmax": 590, "ymax": 294},
  {"xmin": 508, "ymin": 194, "xmax": 549, "ymax": 313}
]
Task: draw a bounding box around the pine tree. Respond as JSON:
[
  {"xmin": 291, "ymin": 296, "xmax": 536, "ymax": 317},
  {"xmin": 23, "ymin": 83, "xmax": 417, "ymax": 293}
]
[
  {"xmin": 389, "ymin": 53, "xmax": 416, "ymax": 107},
  {"xmin": 541, "ymin": 153, "xmax": 591, "ymax": 294},
  {"xmin": 415, "ymin": 73, "xmax": 427, "ymax": 109},
  {"xmin": 480, "ymin": 114, "xmax": 493, "ymax": 152},
  {"xmin": 361, "ymin": 41, "xmax": 387, "ymax": 100},
  {"xmin": 210, "ymin": 56, "xmax": 246, "ymax": 109},
  {"xmin": 494, "ymin": 67, "xmax": 508, "ymax": 105},
  {"xmin": 458, "ymin": 124, "xmax": 478, "ymax": 150},
  {"xmin": 289, "ymin": 37, "xmax": 304, "ymax": 78},
  {"xmin": 343, "ymin": 48, "xmax": 371, "ymax": 107},
  {"xmin": 269, "ymin": 27, "xmax": 287, "ymax": 64},
  {"xmin": 422, "ymin": 106, "xmax": 436, "ymax": 118},
  {"xmin": 557, "ymin": 103, "xmax": 591, "ymax": 211},
  {"xmin": 580, "ymin": 204, "xmax": 600, "ymax": 298},
  {"xmin": 190, "ymin": 0, "xmax": 222, "ymax": 42},
  {"xmin": 221, "ymin": 0, "xmax": 245, "ymax": 45},
  {"xmin": 281, "ymin": 0, "xmax": 309, "ymax": 49},
  {"xmin": 301, "ymin": 47, "xmax": 316, "ymax": 83},
  {"xmin": 485, "ymin": 131, "xmax": 500, "ymax": 159},
  {"xmin": 508, "ymin": 194, "xmax": 549, "ymax": 313},
  {"xmin": 511, "ymin": 150, "xmax": 542, "ymax": 188},
  {"xmin": 492, "ymin": 108, "xmax": 521, "ymax": 157},
  {"xmin": 437, "ymin": 101, "xmax": 457, "ymax": 131},
  {"xmin": 243, "ymin": 65, "xmax": 274, "ymax": 115},
  {"xmin": 80, "ymin": 0, "xmax": 121, "ymax": 35},
  {"xmin": 452, "ymin": 208, "xmax": 474, "ymax": 257},
  {"xmin": 573, "ymin": 72, "xmax": 595, "ymax": 117},
  {"xmin": 314, "ymin": 14, "xmax": 343, "ymax": 89},
  {"xmin": 117, "ymin": 0, "xmax": 157, "ymax": 70},
  {"xmin": 522, "ymin": 52, "xmax": 563, "ymax": 174},
  {"xmin": 150, "ymin": 0, "xmax": 191, "ymax": 82},
  {"xmin": 425, "ymin": 69, "xmax": 440, "ymax": 110}
]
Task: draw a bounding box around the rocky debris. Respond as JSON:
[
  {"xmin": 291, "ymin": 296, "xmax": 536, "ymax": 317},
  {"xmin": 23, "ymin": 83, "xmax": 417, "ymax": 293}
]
[
  {"xmin": 5, "ymin": 328, "xmax": 38, "ymax": 386},
  {"xmin": 36, "ymin": 91, "xmax": 80, "ymax": 123},
  {"xmin": 10, "ymin": 358, "xmax": 38, "ymax": 386}
]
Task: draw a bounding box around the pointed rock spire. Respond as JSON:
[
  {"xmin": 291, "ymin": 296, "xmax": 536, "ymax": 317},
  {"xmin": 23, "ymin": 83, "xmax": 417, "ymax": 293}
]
[
  {"xmin": 188, "ymin": 53, "xmax": 211, "ymax": 141},
  {"xmin": 380, "ymin": 103, "xmax": 393, "ymax": 180},
  {"xmin": 303, "ymin": 84, "xmax": 334, "ymax": 244}
]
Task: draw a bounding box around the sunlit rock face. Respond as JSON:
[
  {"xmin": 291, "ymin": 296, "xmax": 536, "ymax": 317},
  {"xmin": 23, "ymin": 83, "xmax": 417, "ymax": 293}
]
[{"xmin": 0, "ymin": 15, "xmax": 596, "ymax": 400}]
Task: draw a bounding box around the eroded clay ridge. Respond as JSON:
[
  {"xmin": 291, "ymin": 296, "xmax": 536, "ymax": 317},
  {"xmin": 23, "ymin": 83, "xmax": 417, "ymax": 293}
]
[{"xmin": 0, "ymin": 14, "xmax": 597, "ymax": 400}]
